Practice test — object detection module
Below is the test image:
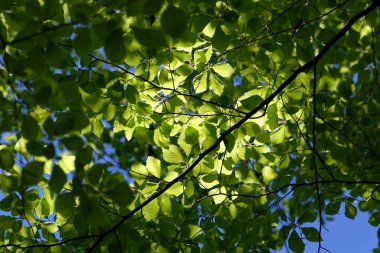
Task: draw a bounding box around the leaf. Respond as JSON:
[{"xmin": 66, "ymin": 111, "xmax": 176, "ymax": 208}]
[
  {"xmin": 58, "ymin": 155, "xmax": 76, "ymax": 173},
  {"xmin": 104, "ymin": 28, "xmax": 126, "ymax": 62},
  {"xmin": 188, "ymin": 224, "xmax": 202, "ymax": 239},
  {"xmin": 223, "ymin": 134, "xmax": 236, "ymax": 153},
  {"xmin": 242, "ymin": 122, "xmax": 261, "ymax": 136},
  {"xmin": 146, "ymin": 156, "xmax": 161, "ymax": 178},
  {"xmin": 228, "ymin": 203, "xmax": 238, "ymax": 219},
  {"xmin": 21, "ymin": 115, "xmax": 39, "ymax": 141},
  {"xmin": 255, "ymin": 50, "xmax": 270, "ymax": 69},
  {"xmin": 262, "ymin": 166, "xmax": 277, "ymax": 184},
  {"xmin": 369, "ymin": 212, "xmax": 380, "ymax": 226},
  {"xmin": 289, "ymin": 230, "xmax": 305, "ymax": 253},
  {"xmin": 163, "ymin": 145, "xmax": 185, "ymax": 164},
  {"xmin": 134, "ymin": 28, "xmax": 167, "ymax": 48},
  {"xmin": 298, "ymin": 208, "xmax": 318, "ymax": 224},
  {"xmin": 12, "ymin": 220, "xmax": 22, "ymax": 233},
  {"xmin": 73, "ymin": 28, "xmax": 92, "ymax": 56},
  {"xmin": 193, "ymin": 71, "xmax": 208, "ymax": 93},
  {"xmin": 256, "ymin": 132, "xmax": 270, "ymax": 143},
  {"xmin": 345, "ymin": 201, "xmax": 357, "ymax": 220},
  {"xmin": 325, "ymin": 201, "xmax": 341, "ymax": 215},
  {"xmin": 86, "ymin": 164, "xmax": 105, "ymax": 186},
  {"xmin": 184, "ymin": 126, "xmax": 199, "ymax": 145},
  {"xmin": 40, "ymin": 197, "xmax": 51, "ymax": 217},
  {"xmin": 49, "ymin": 165, "xmax": 67, "ymax": 193},
  {"xmin": 0, "ymin": 149, "xmax": 14, "ymax": 170},
  {"xmin": 271, "ymin": 127, "xmax": 285, "ymax": 144},
  {"xmin": 209, "ymin": 73, "xmax": 224, "ymax": 96},
  {"xmin": 212, "ymin": 63, "xmax": 234, "ymax": 78},
  {"xmin": 130, "ymin": 162, "xmax": 149, "ymax": 178},
  {"xmin": 301, "ymin": 227, "xmax": 320, "ymax": 242},
  {"xmin": 240, "ymin": 94, "xmax": 263, "ymax": 110},
  {"xmin": 143, "ymin": 198, "xmax": 160, "ymax": 221},
  {"xmin": 165, "ymin": 182, "xmax": 183, "ymax": 196},
  {"xmin": 212, "ymin": 26, "xmax": 229, "ymax": 52},
  {"xmin": 161, "ymin": 4, "xmax": 188, "ymax": 38},
  {"xmin": 126, "ymin": 85, "xmax": 139, "ymax": 104},
  {"xmin": 23, "ymin": 162, "xmax": 44, "ymax": 186},
  {"xmin": 103, "ymin": 173, "xmax": 133, "ymax": 206}
]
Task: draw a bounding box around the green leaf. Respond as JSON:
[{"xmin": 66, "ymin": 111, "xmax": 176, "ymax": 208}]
[
  {"xmin": 345, "ymin": 202, "xmax": 357, "ymax": 220},
  {"xmin": 107, "ymin": 81, "xmax": 125, "ymax": 102},
  {"xmin": 86, "ymin": 164, "xmax": 105, "ymax": 186},
  {"xmin": 49, "ymin": 165, "xmax": 67, "ymax": 193},
  {"xmin": 103, "ymin": 173, "xmax": 133, "ymax": 206},
  {"xmin": 130, "ymin": 162, "xmax": 149, "ymax": 179},
  {"xmin": 188, "ymin": 224, "xmax": 202, "ymax": 239},
  {"xmin": 0, "ymin": 149, "xmax": 14, "ymax": 170},
  {"xmin": 271, "ymin": 127, "xmax": 285, "ymax": 144},
  {"xmin": 21, "ymin": 115, "xmax": 39, "ymax": 141},
  {"xmin": 12, "ymin": 220, "xmax": 22, "ymax": 233},
  {"xmin": 40, "ymin": 197, "xmax": 51, "ymax": 217},
  {"xmin": 163, "ymin": 145, "xmax": 185, "ymax": 164},
  {"xmin": 209, "ymin": 73, "xmax": 224, "ymax": 96},
  {"xmin": 143, "ymin": 198, "xmax": 160, "ymax": 221},
  {"xmin": 212, "ymin": 63, "xmax": 234, "ymax": 78},
  {"xmin": 298, "ymin": 208, "xmax": 318, "ymax": 224},
  {"xmin": 256, "ymin": 132, "xmax": 270, "ymax": 143},
  {"xmin": 240, "ymin": 94, "xmax": 263, "ymax": 110},
  {"xmin": 242, "ymin": 122, "xmax": 261, "ymax": 136},
  {"xmin": 126, "ymin": 85, "xmax": 139, "ymax": 104},
  {"xmin": 325, "ymin": 201, "xmax": 341, "ymax": 215},
  {"xmin": 144, "ymin": 0, "xmax": 164, "ymax": 14},
  {"xmin": 289, "ymin": 230, "xmax": 305, "ymax": 253},
  {"xmin": 223, "ymin": 134, "xmax": 236, "ymax": 153},
  {"xmin": 165, "ymin": 182, "xmax": 183, "ymax": 196},
  {"xmin": 301, "ymin": 227, "xmax": 320, "ymax": 242},
  {"xmin": 193, "ymin": 71, "xmax": 208, "ymax": 93},
  {"xmin": 255, "ymin": 50, "xmax": 270, "ymax": 69},
  {"xmin": 62, "ymin": 136, "xmax": 84, "ymax": 151},
  {"xmin": 134, "ymin": 28, "xmax": 168, "ymax": 48},
  {"xmin": 146, "ymin": 156, "xmax": 161, "ymax": 178},
  {"xmin": 161, "ymin": 4, "xmax": 188, "ymax": 38},
  {"xmin": 73, "ymin": 28, "xmax": 92, "ymax": 57},
  {"xmin": 262, "ymin": 166, "xmax": 277, "ymax": 184},
  {"xmin": 228, "ymin": 203, "xmax": 238, "ymax": 219},
  {"xmin": 23, "ymin": 162, "xmax": 44, "ymax": 186},
  {"xmin": 104, "ymin": 28, "xmax": 126, "ymax": 62},
  {"xmin": 184, "ymin": 126, "xmax": 199, "ymax": 145},
  {"xmin": 212, "ymin": 26, "xmax": 229, "ymax": 52},
  {"xmin": 369, "ymin": 212, "xmax": 380, "ymax": 226},
  {"xmin": 58, "ymin": 155, "xmax": 75, "ymax": 173}
]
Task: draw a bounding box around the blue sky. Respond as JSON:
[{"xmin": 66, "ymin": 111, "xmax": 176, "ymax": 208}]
[{"xmin": 276, "ymin": 206, "xmax": 378, "ymax": 253}]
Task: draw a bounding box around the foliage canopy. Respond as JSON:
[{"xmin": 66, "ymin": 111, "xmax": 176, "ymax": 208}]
[{"xmin": 0, "ymin": 0, "xmax": 380, "ymax": 252}]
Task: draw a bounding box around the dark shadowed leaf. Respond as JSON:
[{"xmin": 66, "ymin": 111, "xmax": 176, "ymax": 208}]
[{"xmin": 161, "ymin": 4, "xmax": 188, "ymax": 39}]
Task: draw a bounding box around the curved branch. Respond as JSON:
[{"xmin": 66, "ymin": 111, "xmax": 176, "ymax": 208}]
[{"xmin": 85, "ymin": 2, "xmax": 380, "ymax": 252}]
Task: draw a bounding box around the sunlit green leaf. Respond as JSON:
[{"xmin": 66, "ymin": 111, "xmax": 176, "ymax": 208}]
[
  {"xmin": 163, "ymin": 145, "xmax": 185, "ymax": 164},
  {"xmin": 143, "ymin": 198, "xmax": 160, "ymax": 221},
  {"xmin": 146, "ymin": 156, "xmax": 161, "ymax": 178},
  {"xmin": 212, "ymin": 63, "xmax": 234, "ymax": 78}
]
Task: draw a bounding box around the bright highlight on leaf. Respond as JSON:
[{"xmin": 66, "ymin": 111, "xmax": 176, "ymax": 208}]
[
  {"xmin": 262, "ymin": 166, "xmax": 277, "ymax": 184},
  {"xmin": 146, "ymin": 156, "xmax": 161, "ymax": 178},
  {"xmin": 163, "ymin": 145, "xmax": 185, "ymax": 164},
  {"xmin": 212, "ymin": 63, "xmax": 234, "ymax": 78}
]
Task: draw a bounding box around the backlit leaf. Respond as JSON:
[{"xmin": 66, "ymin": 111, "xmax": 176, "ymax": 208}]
[{"xmin": 163, "ymin": 145, "xmax": 185, "ymax": 164}]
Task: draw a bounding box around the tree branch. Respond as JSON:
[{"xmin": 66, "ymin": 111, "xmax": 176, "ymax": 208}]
[{"xmin": 85, "ymin": 2, "xmax": 380, "ymax": 251}]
